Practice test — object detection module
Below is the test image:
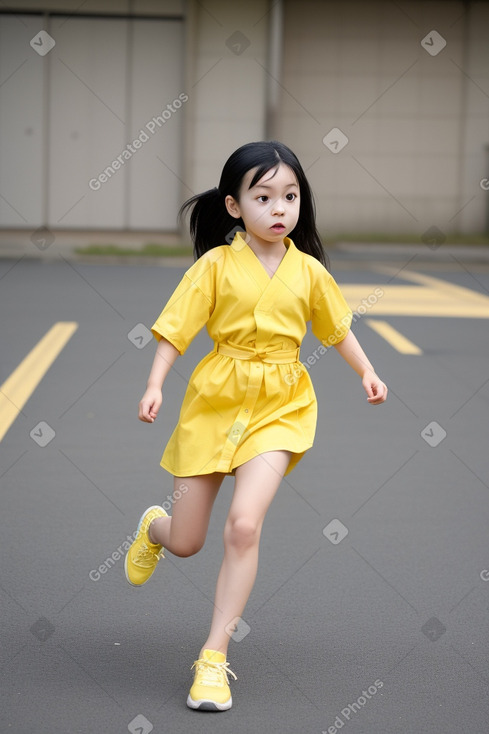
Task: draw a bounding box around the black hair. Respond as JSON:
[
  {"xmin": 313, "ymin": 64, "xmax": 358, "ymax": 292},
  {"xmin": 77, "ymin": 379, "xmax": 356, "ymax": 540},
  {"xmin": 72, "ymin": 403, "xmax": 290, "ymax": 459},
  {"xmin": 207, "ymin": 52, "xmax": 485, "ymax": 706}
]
[{"xmin": 178, "ymin": 140, "xmax": 329, "ymax": 269}]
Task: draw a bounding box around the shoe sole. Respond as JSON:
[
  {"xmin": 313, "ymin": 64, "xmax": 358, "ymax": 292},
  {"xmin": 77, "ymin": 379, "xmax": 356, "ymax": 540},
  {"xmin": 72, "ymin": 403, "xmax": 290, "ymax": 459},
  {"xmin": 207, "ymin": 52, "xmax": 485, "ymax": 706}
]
[
  {"xmin": 186, "ymin": 694, "xmax": 232, "ymax": 711},
  {"xmin": 124, "ymin": 505, "xmax": 166, "ymax": 587}
]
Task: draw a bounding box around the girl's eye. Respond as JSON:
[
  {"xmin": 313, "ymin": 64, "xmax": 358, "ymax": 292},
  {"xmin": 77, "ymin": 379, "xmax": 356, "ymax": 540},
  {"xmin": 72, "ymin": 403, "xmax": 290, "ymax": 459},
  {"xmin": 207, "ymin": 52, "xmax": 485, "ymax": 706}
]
[
  {"xmin": 257, "ymin": 195, "xmax": 268, "ymax": 203},
  {"xmin": 286, "ymin": 193, "xmax": 297, "ymax": 201}
]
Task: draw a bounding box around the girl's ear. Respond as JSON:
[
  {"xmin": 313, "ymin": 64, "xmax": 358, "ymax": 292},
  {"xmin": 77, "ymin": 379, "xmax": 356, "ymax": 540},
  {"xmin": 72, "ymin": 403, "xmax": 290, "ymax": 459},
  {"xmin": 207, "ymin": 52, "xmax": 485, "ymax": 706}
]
[{"xmin": 225, "ymin": 195, "xmax": 241, "ymax": 219}]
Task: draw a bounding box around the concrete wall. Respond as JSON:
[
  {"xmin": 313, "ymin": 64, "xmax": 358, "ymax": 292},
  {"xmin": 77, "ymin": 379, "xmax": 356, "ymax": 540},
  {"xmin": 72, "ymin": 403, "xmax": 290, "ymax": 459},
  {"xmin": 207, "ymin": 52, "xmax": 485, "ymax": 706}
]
[
  {"xmin": 182, "ymin": 0, "xmax": 269, "ymax": 196},
  {"xmin": 0, "ymin": 0, "xmax": 184, "ymax": 14},
  {"xmin": 0, "ymin": 0, "xmax": 487, "ymax": 234},
  {"xmin": 0, "ymin": 1, "xmax": 186, "ymax": 230},
  {"xmin": 278, "ymin": 0, "xmax": 489, "ymax": 236}
]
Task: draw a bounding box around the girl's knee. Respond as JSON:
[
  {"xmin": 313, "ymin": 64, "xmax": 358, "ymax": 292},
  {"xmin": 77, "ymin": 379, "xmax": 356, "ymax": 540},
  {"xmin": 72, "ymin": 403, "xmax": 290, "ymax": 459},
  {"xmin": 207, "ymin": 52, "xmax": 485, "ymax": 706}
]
[
  {"xmin": 171, "ymin": 538, "xmax": 205, "ymax": 558},
  {"xmin": 224, "ymin": 516, "xmax": 260, "ymax": 551}
]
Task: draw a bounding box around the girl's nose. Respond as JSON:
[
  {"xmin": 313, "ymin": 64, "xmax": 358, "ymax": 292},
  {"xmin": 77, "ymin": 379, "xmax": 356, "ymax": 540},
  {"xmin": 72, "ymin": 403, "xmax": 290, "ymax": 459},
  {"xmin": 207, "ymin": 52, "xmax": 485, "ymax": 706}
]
[{"xmin": 272, "ymin": 200, "xmax": 285, "ymax": 214}]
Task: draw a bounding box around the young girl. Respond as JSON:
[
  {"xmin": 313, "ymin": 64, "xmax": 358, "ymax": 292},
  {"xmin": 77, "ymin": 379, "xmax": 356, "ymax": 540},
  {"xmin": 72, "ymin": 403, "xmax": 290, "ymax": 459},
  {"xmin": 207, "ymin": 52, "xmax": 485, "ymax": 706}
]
[{"xmin": 125, "ymin": 141, "xmax": 387, "ymax": 712}]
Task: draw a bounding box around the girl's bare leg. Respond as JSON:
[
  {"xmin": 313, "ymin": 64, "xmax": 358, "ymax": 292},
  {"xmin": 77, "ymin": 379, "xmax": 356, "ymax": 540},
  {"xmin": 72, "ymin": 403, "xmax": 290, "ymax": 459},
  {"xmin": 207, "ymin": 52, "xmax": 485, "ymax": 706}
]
[
  {"xmin": 149, "ymin": 472, "xmax": 224, "ymax": 557},
  {"xmin": 200, "ymin": 450, "xmax": 291, "ymax": 657}
]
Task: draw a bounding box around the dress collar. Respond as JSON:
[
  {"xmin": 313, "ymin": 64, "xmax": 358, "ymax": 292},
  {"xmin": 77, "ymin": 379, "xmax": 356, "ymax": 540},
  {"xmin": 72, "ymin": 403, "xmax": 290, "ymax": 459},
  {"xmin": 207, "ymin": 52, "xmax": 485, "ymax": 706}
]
[{"xmin": 231, "ymin": 232, "xmax": 297, "ymax": 282}]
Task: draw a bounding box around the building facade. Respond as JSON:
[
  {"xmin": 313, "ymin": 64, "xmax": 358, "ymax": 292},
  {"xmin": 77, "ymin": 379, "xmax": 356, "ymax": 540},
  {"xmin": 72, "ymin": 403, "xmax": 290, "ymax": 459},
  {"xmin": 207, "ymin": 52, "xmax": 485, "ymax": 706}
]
[{"xmin": 0, "ymin": 0, "xmax": 488, "ymax": 236}]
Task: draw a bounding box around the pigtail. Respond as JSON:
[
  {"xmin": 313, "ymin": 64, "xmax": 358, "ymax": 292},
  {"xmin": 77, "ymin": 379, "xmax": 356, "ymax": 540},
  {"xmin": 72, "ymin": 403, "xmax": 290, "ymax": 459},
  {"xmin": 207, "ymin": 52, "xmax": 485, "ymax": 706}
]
[{"xmin": 178, "ymin": 188, "xmax": 242, "ymax": 260}]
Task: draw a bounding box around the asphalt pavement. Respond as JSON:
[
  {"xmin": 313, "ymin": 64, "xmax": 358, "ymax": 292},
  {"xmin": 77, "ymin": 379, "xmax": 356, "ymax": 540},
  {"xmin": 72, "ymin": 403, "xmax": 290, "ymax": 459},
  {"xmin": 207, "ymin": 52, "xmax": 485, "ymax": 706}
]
[{"xmin": 1, "ymin": 250, "xmax": 488, "ymax": 734}]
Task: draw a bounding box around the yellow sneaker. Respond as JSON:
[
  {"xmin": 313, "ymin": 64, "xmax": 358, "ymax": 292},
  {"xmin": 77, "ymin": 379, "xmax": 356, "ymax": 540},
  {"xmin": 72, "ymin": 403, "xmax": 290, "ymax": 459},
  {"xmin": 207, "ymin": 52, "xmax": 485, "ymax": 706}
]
[
  {"xmin": 124, "ymin": 505, "xmax": 167, "ymax": 586},
  {"xmin": 187, "ymin": 649, "xmax": 237, "ymax": 711}
]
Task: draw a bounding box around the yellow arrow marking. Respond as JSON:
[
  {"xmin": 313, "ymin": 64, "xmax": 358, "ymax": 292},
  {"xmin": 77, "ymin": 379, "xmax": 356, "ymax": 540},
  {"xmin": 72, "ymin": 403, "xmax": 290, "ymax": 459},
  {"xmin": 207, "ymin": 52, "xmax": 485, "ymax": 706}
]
[
  {"xmin": 0, "ymin": 322, "xmax": 78, "ymax": 442},
  {"xmin": 342, "ymin": 268, "xmax": 489, "ymax": 318}
]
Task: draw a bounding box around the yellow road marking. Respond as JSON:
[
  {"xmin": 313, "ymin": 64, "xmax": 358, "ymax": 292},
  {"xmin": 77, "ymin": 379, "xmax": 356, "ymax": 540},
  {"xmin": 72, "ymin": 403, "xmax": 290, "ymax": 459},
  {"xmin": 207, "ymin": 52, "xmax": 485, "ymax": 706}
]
[
  {"xmin": 342, "ymin": 268, "xmax": 489, "ymax": 318},
  {"xmin": 0, "ymin": 271, "xmax": 484, "ymax": 439},
  {"xmin": 0, "ymin": 322, "xmax": 78, "ymax": 442},
  {"xmin": 365, "ymin": 319, "xmax": 422, "ymax": 354}
]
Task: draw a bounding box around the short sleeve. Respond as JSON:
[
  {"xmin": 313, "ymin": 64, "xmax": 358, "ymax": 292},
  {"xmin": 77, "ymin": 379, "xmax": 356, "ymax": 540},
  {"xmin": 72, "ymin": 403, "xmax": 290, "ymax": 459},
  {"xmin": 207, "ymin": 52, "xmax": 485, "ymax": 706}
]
[
  {"xmin": 311, "ymin": 271, "xmax": 352, "ymax": 347},
  {"xmin": 151, "ymin": 253, "xmax": 217, "ymax": 355}
]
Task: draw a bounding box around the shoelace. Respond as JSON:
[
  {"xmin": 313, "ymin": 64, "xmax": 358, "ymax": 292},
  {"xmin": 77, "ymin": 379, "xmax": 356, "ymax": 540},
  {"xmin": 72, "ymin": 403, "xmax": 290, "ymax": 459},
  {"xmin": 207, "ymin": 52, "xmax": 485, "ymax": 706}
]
[
  {"xmin": 132, "ymin": 542, "xmax": 164, "ymax": 568},
  {"xmin": 190, "ymin": 658, "xmax": 237, "ymax": 687}
]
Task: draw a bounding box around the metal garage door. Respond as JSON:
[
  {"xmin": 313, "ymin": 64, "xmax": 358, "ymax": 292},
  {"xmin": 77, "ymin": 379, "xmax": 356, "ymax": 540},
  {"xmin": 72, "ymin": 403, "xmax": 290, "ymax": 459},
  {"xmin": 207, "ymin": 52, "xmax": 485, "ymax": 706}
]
[{"xmin": 0, "ymin": 12, "xmax": 184, "ymax": 230}]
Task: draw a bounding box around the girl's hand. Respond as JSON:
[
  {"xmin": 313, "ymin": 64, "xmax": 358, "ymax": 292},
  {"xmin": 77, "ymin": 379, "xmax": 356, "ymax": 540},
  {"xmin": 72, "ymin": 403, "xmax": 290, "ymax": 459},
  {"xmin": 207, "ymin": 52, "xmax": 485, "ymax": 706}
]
[
  {"xmin": 138, "ymin": 386, "xmax": 163, "ymax": 423},
  {"xmin": 362, "ymin": 370, "xmax": 388, "ymax": 405}
]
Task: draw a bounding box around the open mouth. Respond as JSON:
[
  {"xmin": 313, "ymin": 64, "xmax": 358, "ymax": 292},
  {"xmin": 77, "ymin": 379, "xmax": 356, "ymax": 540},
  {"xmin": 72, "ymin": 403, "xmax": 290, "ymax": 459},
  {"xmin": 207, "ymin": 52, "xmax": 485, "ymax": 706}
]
[{"xmin": 270, "ymin": 224, "xmax": 286, "ymax": 232}]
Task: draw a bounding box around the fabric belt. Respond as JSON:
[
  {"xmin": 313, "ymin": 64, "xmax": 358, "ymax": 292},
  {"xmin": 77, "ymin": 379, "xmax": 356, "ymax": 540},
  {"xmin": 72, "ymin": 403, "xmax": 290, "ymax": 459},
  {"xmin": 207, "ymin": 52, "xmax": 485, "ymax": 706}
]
[{"xmin": 215, "ymin": 342, "xmax": 300, "ymax": 364}]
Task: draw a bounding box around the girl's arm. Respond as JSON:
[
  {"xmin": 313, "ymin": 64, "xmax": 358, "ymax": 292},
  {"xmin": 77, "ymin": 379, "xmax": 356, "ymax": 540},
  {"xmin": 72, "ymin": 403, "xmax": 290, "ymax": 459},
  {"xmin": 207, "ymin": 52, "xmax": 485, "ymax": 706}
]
[
  {"xmin": 138, "ymin": 337, "xmax": 180, "ymax": 422},
  {"xmin": 333, "ymin": 330, "xmax": 388, "ymax": 405}
]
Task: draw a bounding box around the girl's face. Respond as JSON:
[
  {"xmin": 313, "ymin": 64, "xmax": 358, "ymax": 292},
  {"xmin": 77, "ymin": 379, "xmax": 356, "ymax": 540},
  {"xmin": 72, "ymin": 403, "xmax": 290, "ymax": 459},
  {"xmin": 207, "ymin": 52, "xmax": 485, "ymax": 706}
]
[{"xmin": 225, "ymin": 163, "xmax": 300, "ymax": 247}]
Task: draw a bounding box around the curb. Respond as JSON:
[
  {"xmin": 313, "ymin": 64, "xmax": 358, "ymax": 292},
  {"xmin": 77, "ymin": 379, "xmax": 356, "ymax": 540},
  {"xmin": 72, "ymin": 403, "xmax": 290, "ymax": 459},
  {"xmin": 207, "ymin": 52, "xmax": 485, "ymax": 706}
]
[{"xmin": 1, "ymin": 231, "xmax": 489, "ymax": 265}]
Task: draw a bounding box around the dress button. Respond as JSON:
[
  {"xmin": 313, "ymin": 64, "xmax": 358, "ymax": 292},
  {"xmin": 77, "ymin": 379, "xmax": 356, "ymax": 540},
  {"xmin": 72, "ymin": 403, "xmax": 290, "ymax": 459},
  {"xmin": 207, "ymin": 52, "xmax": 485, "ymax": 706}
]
[{"xmin": 244, "ymin": 409, "xmax": 249, "ymax": 413}]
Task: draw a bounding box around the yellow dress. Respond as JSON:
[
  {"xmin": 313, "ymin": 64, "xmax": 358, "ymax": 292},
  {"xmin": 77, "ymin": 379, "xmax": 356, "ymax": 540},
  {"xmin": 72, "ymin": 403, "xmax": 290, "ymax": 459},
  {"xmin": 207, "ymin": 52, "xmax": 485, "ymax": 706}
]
[{"xmin": 151, "ymin": 232, "xmax": 352, "ymax": 477}]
